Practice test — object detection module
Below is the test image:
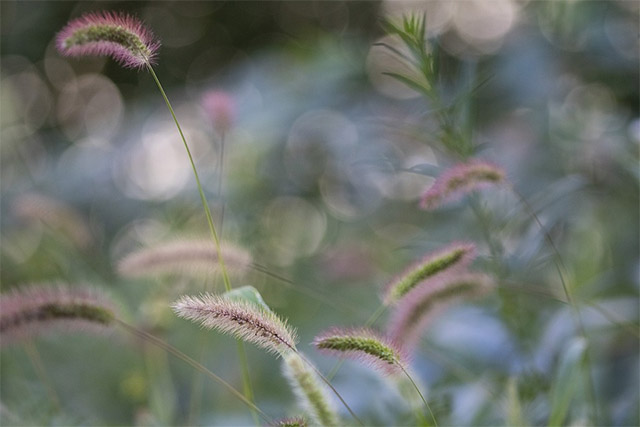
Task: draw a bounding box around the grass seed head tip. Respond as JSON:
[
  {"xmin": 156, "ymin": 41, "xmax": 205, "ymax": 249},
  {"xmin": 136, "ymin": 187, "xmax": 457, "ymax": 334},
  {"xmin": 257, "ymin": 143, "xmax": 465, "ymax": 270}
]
[
  {"xmin": 56, "ymin": 11, "xmax": 159, "ymax": 69},
  {"xmin": 313, "ymin": 327, "xmax": 408, "ymax": 376}
]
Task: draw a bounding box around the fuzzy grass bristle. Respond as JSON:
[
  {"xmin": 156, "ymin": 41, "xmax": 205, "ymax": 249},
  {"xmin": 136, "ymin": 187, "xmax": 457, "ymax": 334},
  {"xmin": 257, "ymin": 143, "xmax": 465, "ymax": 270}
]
[
  {"xmin": 172, "ymin": 294, "xmax": 297, "ymax": 356},
  {"xmin": 420, "ymin": 160, "xmax": 505, "ymax": 210},
  {"xmin": 383, "ymin": 242, "xmax": 476, "ymax": 305},
  {"xmin": 56, "ymin": 11, "xmax": 159, "ymax": 69},
  {"xmin": 271, "ymin": 416, "xmax": 308, "ymax": 427},
  {"xmin": 313, "ymin": 328, "xmax": 408, "ymax": 376},
  {"xmin": 388, "ymin": 273, "xmax": 494, "ymax": 348},
  {"xmin": 117, "ymin": 239, "xmax": 252, "ymax": 280},
  {"xmin": 282, "ymin": 353, "xmax": 339, "ymax": 426},
  {"xmin": 0, "ymin": 284, "xmax": 116, "ymax": 345}
]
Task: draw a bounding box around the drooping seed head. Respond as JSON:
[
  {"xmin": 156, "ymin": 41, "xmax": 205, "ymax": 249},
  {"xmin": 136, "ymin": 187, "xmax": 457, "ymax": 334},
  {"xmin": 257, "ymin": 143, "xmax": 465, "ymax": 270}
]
[
  {"xmin": 313, "ymin": 328, "xmax": 408, "ymax": 376},
  {"xmin": 56, "ymin": 11, "xmax": 159, "ymax": 69},
  {"xmin": 282, "ymin": 353, "xmax": 339, "ymax": 426},
  {"xmin": 388, "ymin": 272, "xmax": 494, "ymax": 349},
  {"xmin": 117, "ymin": 239, "xmax": 252, "ymax": 280},
  {"xmin": 172, "ymin": 293, "xmax": 297, "ymax": 356},
  {"xmin": 202, "ymin": 90, "xmax": 235, "ymax": 134},
  {"xmin": 383, "ymin": 241, "xmax": 476, "ymax": 305},
  {"xmin": 0, "ymin": 284, "xmax": 116, "ymax": 346},
  {"xmin": 420, "ymin": 160, "xmax": 505, "ymax": 210}
]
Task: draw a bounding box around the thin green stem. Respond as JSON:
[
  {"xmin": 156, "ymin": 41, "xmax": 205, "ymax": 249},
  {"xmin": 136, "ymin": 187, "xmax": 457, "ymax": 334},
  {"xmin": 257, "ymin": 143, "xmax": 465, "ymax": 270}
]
[
  {"xmin": 146, "ymin": 64, "xmax": 231, "ymax": 292},
  {"xmin": 146, "ymin": 64, "xmax": 258, "ymax": 424},
  {"xmin": 24, "ymin": 340, "xmax": 61, "ymax": 411},
  {"xmin": 399, "ymin": 364, "xmax": 438, "ymax": 427},
  {"xmin": 326, "ymin": 304, "xmax": 387, "ymax": 381},
  {"xmin": 217, "ymin": 131, "xmax": 226, "ymax": 233},
  {"xmin": 237, "ymin": 340, "xmax": 260, "ymax": 426},
  {"xmin": 508, "ymin": 185, "xmax": 599, "ymax": 424},
  {"xmin": 116, "ymin": 319, "xmax": 272, "ymax": 424},
  {"xmin": 293, "ymin": 351, "xmax": 364, "ymax": 426}
]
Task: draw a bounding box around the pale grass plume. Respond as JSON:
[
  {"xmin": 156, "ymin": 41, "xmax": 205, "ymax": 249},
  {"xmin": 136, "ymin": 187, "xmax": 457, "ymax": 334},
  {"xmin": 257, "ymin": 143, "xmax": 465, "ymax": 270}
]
[
  {"xmin": 388, "ymin": 272, "xmax": 494, "ymax": 348},
  {"xmin": 383, "ymin": 241, "xmax": 476, "ymax": 305},
  {"xmin": 56, "ymin": 11, "xmax": 159, "ymax": 69},
  {"xmin": 420, "ymin": 160, "xmax": 505, "ymax": 210},
  {"xmin": 12, "ymin": 193, "xmax": 93, "ymax": 249},
  {"xmin": 282, "ymin": 352, "xmax": 340, "ymax": 427},
  {"xmin": 171, "ymin": 293, "xmax": 297, "ymax": 356},
  {"xmin": 117, "ymin": 239, "xmax": 252, "ymax": 280},
  {"xmin": 0, "ymin": 284, "xmax": 116, "ymax": 346},
  {"xmin": 313, "ymin": 327, "xmax": 408, "ymax": 376}
]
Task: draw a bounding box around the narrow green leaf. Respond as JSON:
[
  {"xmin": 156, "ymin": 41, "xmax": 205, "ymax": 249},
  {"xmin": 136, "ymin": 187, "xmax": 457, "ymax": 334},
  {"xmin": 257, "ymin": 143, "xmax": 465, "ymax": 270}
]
[
  {"xmin": 506, "ymin": 377, "xmax": 526, "ymax": 427},
  {"xmin": 548, "ymin": 338, "xmax": 587, "ymax": 426}
]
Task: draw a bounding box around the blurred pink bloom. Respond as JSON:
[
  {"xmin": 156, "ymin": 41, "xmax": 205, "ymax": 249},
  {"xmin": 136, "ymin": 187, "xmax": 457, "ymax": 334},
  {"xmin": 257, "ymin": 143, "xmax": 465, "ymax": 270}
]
[{"xmin": 202, "ymin": 90, "xmax": 235, "ymax": 133}]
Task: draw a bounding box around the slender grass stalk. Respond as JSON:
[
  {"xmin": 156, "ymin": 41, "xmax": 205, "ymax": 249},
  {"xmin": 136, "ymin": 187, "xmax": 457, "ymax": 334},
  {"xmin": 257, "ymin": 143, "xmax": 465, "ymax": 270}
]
[
  {"xmin": 23, "ymin": 340, "xmax": 61, "ymax": 411},
  {"xmin": 508, "ymin": 184, "xmax": 599, "ymax": 424},
  {"xmin": 398, "ymin": 364, "xmax": 438, "ymax": 427},
  {"xmin": 116, "ymin": 319, "xmax": 272, "ymax": 424},
  {"xmin": 146, "ymin": 64, "xmax": 259, "ymax": 424}
]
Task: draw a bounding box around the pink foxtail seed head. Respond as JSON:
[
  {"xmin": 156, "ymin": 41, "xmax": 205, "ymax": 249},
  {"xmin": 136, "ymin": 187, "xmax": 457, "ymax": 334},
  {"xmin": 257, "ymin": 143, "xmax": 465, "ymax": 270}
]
[
  {"xmin": 420, "ymin": 160, "xmax": 505, "ymax": 210},
  {"xmin": 0, "ymin": 284, "xmax": 116, "ymax": 346},
  {"xmin": 56, "ymin": 11, "xmax": 159, "ymax": 69},
  {"xmin": 172, "ymin": 293, "xmax": 297, "ymax": 356},
  {"xmin": 383, "ymin": 241, "xmax": 477, "ymax": 305},
  {"xmin": 313, "ymin": 327, "xmax": 408, "ymax": 376}
]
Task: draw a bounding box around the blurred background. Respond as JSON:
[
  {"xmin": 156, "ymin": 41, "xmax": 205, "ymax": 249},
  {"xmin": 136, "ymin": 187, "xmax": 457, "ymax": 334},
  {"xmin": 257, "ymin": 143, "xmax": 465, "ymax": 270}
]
[{"xmin": 1, "ymin": 1, "xmax": 638, "ymax": 425}]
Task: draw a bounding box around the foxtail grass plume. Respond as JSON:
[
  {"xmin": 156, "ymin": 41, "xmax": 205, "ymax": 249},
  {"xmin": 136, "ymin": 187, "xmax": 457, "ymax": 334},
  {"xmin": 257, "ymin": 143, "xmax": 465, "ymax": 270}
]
[
  {"xmin": 117, "ymin": 239, "xmax": 252, "ymax": 280},
  {"xmin": 388, "ymin": 273, "xmax": 494, "ymax": 348},
  {"xmin": 12, "ymin": 193, "xmax": 93, "ymax": 249},
  {"xmin": 172, "ymin": 294, "xmax": 297, "ymax": 356},
  {"xmin": 420, "ymin": 160, "xmax": 505, "ymax": 210},
  {"xmin": 202, "ymin": 90, "xmax": 235, "ymax": 134},
  {"xmin": 314, "ymin": 328, "xmax": 408, "ymax": 376},
  {"xmin": 383, "ymin": 242, "xmax": 476, "ymax": 305},
  {"xmin": 0, "ymin": 284, "xmax": 116, "ymax": 346},
  {"xmin": 282, "ymin": 353, "xmax": 339, "ymax": 426},
  {"xmin": 56, "ymin": 11, "xmax": 159, "ymax": 69},
  {"xmin": 271, "ymin": 416, "xmax": 308, "ymax": 427}
]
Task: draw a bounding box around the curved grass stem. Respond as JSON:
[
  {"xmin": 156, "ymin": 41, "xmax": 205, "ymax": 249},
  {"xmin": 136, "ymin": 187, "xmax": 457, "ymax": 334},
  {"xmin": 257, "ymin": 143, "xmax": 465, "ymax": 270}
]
[
  {"xmin": 398, "ymin": 364, "xmax": 438, "ymax": 426},
  {"xmin": 508, "ymin": 184, "xmax": 599, "ymax": 424},
  {"xmin": 116, "ymin": 319, "xmax": 272, "ymax": 425},
  {"xmin": 146, "ymin": 64, "xmax": 258, "ymax": 424}
]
